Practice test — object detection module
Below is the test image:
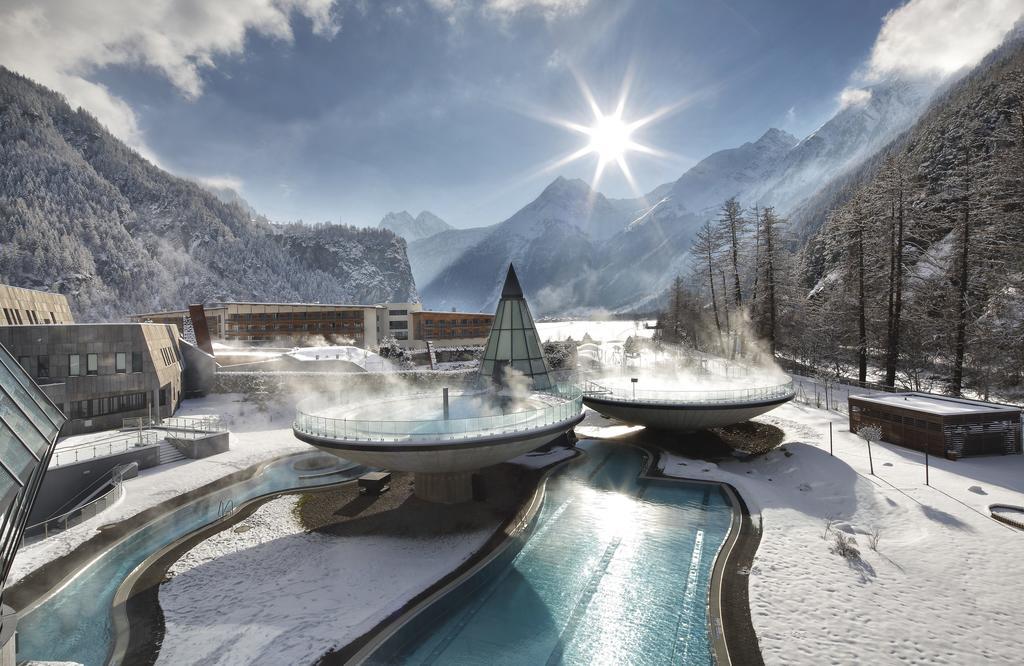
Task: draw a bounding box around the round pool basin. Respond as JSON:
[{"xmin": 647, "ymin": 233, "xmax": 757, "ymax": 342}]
[
  {"xmin": 293, "ymin": 389, "xmax": 584, "ymax": 473},
  {"xmin": 582, "ymin": 378, "xmax": 794, "ymax": 431}
]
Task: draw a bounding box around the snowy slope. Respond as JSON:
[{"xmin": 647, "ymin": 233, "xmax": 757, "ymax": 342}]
[{"xmin": 378, "ymin": 210, "xmax": 453, "ymax": 242}]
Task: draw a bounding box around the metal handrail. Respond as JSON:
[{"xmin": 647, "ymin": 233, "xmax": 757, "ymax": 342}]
[
  {"xmin": 50, "ymin": 431, "xmax": 159, "ymax": 468},
  {"xmin": 580, "ymin": 378, "xmax": 795, "ymax": 405},
  {"xmin": 293, "ymin": 385, "xmax": 583, "ymax": 444}
]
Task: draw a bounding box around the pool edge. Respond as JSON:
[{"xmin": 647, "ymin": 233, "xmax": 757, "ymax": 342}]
[
  {"xmin": 343, "ymin": 449, "xmax": 580, "ymax": 665},
  {"xmin": 640, "ymin": 447, "xmax": 764, "ymax": 666}
]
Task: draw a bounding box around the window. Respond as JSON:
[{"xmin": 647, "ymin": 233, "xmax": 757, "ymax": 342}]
[
  {"xmin": 70, "ymin": 391, "xmax": 148, "ymax": 419},
  {"xmin": 18, "ymin": 356, "xmax": 30, "ymax": 372},
  {"xmin": 87, "ymin": 353, "xmax": 98, "ymax": 375},
  {"xmin": 36, "ymin": 355, "xmax": 49, "ymax": 378},
  {"xmin": 394, "ymin": 331, "xmax": 409, "ymax": 340},
  {"xmin": 69, "ymin": 354, "xmax": 81, "ymax": 376},
  {"xmin": 115, "ymin": 352, "xmax": 127, "ymax": 373},
  {"xmin": 132, "ymin": 351, "xmax": 143, "ymax": 373},
  {"xmin": 389, "ymin": 309, "xmax": 408, "ymax": 316},
  {"xmin": 390, "ymin": 321, "xmax": 408, "ymax": 330}
]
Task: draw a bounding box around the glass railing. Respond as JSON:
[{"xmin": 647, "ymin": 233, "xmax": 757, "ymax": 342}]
[
  {"xmin": 294, "ymin": 385, "xmax": 583, "ymax": 443},
  {"xmin": 580, "ymin": 378, "xmax": 795, "ymax": 405}
]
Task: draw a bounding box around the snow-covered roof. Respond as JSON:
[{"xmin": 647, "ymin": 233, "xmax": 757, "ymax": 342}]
[
  {"xmin": 285, "ymin": 346, "xmax": 394, "ymax": 372},
  {"xmin": 851, "ymin": 392, "xmax": 1021, "ymax": 417}
]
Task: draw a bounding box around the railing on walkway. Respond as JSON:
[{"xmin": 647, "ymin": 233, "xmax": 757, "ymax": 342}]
[
  {"xmin": 294, "ymin": 385, "xmax": 583, "ymax": 443},
  {"xmin": 50, "ymin": 431, "xmax": 159, "ymax": 468},
  {"xmin": 24, "ymin": 463, "xmax": 135, "ymax": 542},
  {"xmin": 580, "ymin": 379, "xmax": 795, "ymax": 405}
]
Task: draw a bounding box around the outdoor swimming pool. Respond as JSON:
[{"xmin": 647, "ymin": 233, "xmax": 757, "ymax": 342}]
[
  {"xmin": 15, "ymin": 452, "xmax": 365, "ymax": 666},
  {"xmin": 366, "ymin": 440, "xmax": 735, "ymax": 664}
]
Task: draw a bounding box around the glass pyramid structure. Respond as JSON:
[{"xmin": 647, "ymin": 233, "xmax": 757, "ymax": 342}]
[
  {"xmin": 0, "ymin": 341, "xmax": 65, "ymax": 612},
  {"xmin": 480, "ymin": 264, "xmax": 553, "ymax": 391}
]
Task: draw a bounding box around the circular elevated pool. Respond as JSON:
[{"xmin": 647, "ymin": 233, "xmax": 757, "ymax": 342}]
[{"xmin": 582, "ymin": 375, "xmax": 795, "ymax": 431}]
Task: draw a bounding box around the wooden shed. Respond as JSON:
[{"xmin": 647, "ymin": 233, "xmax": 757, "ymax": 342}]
[{"xmin": 848, "ymin": 392, "xmax": 1022, "ymax": 458}]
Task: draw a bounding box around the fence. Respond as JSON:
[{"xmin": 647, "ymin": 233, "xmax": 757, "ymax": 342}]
[
  {"xmin": 580, "ymin": 379, "xmax": 795, "ymax": 405},
  {"xmin": 50, "ymin": 431, "xmax": 159, "ymax": 468},
  {"xmin": 294, "ymin": 386, "xmax": 583, "ymax": 443}
]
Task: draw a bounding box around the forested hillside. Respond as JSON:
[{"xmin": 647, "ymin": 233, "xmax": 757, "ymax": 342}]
[
  {"xmin": 658, "ymin": 30, "xmax": 1024, "ymax": 399},
  {"xmin": 0, "ymin": 68, "xmax": 416, "ymax": 320}
]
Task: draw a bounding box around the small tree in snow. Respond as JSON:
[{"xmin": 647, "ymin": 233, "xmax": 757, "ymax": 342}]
[
  {"xmin": 377, "ymin": 336, "xmax": 411, "ymax": 367},
  {"xmin": 857, "ymin": 425, "xmax": 882, "ymax": 475}
]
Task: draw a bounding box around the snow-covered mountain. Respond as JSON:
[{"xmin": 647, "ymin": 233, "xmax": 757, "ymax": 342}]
[
  {"xmin": 378, "ymin": 210, "xmax": 453, "ymax": 242},
  {"xmin": 644, "ymin": 128, "xmax": 799, "ymax": 216},
  {"xmin": 0, "ymin": 67, "xmax": 417, "ymax": 319},
  {"xmin": 421, "ymin": 177, "xmax": 608, "ymax": 312},
  {"xmin": 751, "ymin": 79, "xmax": 933, "ymax": 212}
]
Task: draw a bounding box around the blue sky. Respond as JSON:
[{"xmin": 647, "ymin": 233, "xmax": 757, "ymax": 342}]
[{"xmin": 4, "ymin": 0, "xmax": 1017, "ymax": 229}]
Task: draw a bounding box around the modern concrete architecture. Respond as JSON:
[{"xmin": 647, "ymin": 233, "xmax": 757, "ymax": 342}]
[
  {"xmin": 0, "ymin": 340, "xmax": 66, "ymax": 666},
  {"xmin": 135, "ymin": 301, "xmax": 494, "ymax": 352},
  {"xmin": 849, "ymin": 392, "xmax": 1022, "ymax": 457},
  {"xmin": 0, "ymin": 323, "xmax": 186, "ymax": 435},
  {"xmin": 0, "ymin": 285, "xmax": 73, "ymax": 326},
  {"xmin": 293, "ymin": 264, "xmax": 583, "ymax": 503},
  {"xmin": 132, "ymin": 302, "xmax": 383, "ymax": 348}
]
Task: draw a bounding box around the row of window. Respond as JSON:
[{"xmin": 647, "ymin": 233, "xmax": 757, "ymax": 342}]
[
  {"xmin": 227, "ymin": 311, "xmax": 363, "ymax": 321},
  {"xmin": 69, "ymin": 391, "xmax": 148, "ymax": 420},
  {"xmin": 18, "ymin": 352, "xmax": 145, "ymax": 379},
  {"xmin": 2, "ymin": 307, "xmax": 57, "ymax": 325},
  {"xmin": 422, "ymin": 318, "xmax": 489, "ymax": 326},
  {"xmin": 226, "ymin": 322, "xmax": 363, "ymax": 332}
]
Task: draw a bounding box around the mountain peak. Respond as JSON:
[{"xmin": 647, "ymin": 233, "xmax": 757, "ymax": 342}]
[
  {"xmin": 756, "ymin": 128, "xmax": 799, "ymax": 149},
  {"xmin": 379, "ymin": 209, "xmax": 451, "ymax": 241}
]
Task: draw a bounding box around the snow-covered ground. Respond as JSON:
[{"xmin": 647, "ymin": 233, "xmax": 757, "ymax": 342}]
[
  {"xmin": 643, "ymin": 402, "xmax": 1024, "ymax": 665},
  {"xmin": 535, "ymin": 319, "xmax": 655, "ymax": 344},
  {"xmin": 11, "ymin": 393, "xmax": 307, "ymax": 584},
  {"xmin": 157, "ymin": 446, "xmax": 574, "ymax": 665},
  {"xmin": 286, "ymin": 345, "xmax": 394, "ymax": 372},
  {"xmin": 157, "ymin": 496, "xmax": 494, "ymax": 666}
]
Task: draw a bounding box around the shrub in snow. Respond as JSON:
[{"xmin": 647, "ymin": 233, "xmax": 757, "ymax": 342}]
[
  {"xmin": 830, "ymin": 532, "xmax": 861, "ymax": 560},
  {"xmin": 823, "ymin": 516, "xmax": 836, "ymax": 540},
  {"xmin": 868, "ymin": 527, "xmax": 881, "ymax": 552}
]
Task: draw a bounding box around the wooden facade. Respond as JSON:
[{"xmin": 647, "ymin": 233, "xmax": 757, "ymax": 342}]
[
  {"xmin": 413, "ymin": 311, "xmax": 493, "ymax": 342},
  {"xmin": 849, "ymin": 393, "xmax": 1022, "ymax": 458}
]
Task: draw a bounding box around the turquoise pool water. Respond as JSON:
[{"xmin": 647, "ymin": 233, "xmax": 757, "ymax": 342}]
[
  {"xmin": 15, "ymin": 452, "xmax": 364, "ymax": 666},
  {"xmin": 367, "ymin": 440, "xmax": 734, "ymax": 665}
]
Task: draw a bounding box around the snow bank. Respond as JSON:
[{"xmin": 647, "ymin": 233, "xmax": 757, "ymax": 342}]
[
  {"xmin": 657, "ymin": 402, "xmax": 1024, "ymax": 665},
  {"xmin": 157, "ymin": 496, "xmax": 494, "ymax": 665}
]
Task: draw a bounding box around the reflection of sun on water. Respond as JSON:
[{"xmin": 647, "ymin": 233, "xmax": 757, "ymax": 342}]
[{"xmin": 582, "ymin": 486, "xmax": 649, "ymax": 664}]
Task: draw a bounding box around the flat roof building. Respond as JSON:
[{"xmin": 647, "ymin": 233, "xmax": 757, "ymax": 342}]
[
  {"xmin": 134, "ymin": 301, "xmax": 494, "ymax": 352},
  {"xmin": 0, "ymin": 285, "xmax": 73, "ymax": 326},
  {"xmin": 849, "ymin": 392, "xmax": 1022, "ymax": 457},
  {"xmin": 0, "ymin": 323, "xmax": 187, "ymax": 435},
  {"xmin": 132, "ymin": 302, "xmax": 382, "ymax": 349}
]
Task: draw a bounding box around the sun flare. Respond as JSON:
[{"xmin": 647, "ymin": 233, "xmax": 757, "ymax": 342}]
[
  {"xmin": 536, "ymin": 74, "xmax": 682, "ymax": 196},
  {"xmin": 586, "ymin": 113, "xmax": 634, "ymax": 163}
]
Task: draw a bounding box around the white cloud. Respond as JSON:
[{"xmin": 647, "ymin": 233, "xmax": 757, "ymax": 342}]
[
  {"xmin": 838, "ymin": 87, "xmax": 872, "ymax": 109},
  {"xmin": 864, "ymin": 0, "xmax": 1024, "ymax": 80},
  {"xmin": 426, "ymin": 0, "xmax": 590, "ymax": 23},
  {"xmin": 0, "ymin": 0, "xmax": 342, "ymax": 159}
]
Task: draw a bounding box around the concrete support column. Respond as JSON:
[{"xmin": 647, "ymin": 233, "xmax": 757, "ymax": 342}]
[
  {"xmin": 0, "ymin": 605, "xmax": 17, "ymax": 666},
  {"xmin": 414, "ymin": 471, "xmax": 474, "ymax": 504}
]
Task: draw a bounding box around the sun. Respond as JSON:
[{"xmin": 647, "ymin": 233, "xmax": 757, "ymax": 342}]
[
  {"xmin": 586, "ymin": 113, "xmax": 634, "ymax": 163},
  {"xmin": 535, "ymin": 74, "xmax": 680, "ymax": 195}
]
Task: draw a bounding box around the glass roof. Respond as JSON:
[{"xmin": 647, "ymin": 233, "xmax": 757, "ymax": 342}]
[
  {"xmin": 0, "ymin": 341, "xmax": 65, "ymax": 563},
  {"xmin": 480, "ymin": 265, "xmax": 552, "ymax": 390}
]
